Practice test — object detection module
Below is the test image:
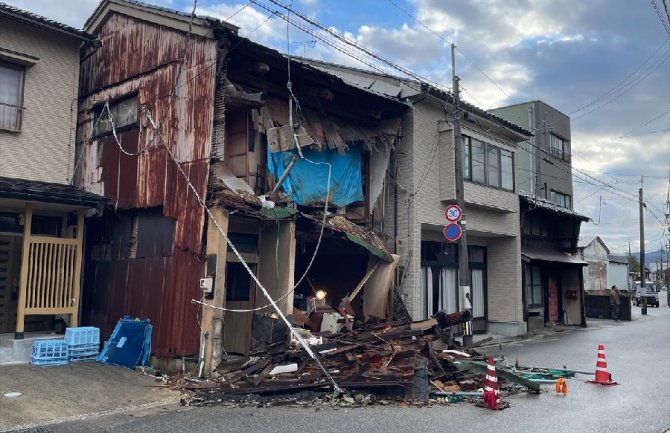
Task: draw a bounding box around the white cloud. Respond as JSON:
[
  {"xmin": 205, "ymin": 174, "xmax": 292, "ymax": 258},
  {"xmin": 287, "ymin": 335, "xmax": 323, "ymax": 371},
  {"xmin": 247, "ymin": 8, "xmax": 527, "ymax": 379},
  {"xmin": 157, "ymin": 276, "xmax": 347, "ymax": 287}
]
[{"xmin": 197, "ymin": 3, "xmax": 288, "ymax": 47}]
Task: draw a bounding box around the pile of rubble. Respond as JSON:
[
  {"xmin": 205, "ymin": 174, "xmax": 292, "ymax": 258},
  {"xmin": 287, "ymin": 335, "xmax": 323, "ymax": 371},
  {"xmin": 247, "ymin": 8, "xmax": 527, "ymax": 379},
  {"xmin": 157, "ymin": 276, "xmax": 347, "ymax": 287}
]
[{"xmin": 176, "ymin": 311, "xmax": 541, "ymax": 407}]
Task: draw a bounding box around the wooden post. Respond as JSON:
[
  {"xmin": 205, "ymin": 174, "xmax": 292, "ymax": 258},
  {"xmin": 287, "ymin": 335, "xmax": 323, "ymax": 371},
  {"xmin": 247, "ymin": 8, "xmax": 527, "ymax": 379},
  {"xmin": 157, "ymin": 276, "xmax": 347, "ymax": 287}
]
[
  {"xmin": 201, "ymin": 208, "xmax": 229, "ymax": 377},
  {"xmin": 70, "ymin": 210, "xmax": 85, "ymax": 327},
  {"xmin": 15, "ymin": 204, "xmax": 33, "ymax": 339}
]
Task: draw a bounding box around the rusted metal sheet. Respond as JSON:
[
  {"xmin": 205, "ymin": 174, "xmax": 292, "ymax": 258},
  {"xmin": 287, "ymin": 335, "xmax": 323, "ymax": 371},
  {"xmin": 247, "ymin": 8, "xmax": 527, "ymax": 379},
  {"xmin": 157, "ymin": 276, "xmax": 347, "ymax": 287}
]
[
  {"xmin": 82, "ymin": 209, "xmax": 203, "ymax": 357},
  {"xmin": 77, "ymin": 12, "xmax": 216, "ymax": 357}
]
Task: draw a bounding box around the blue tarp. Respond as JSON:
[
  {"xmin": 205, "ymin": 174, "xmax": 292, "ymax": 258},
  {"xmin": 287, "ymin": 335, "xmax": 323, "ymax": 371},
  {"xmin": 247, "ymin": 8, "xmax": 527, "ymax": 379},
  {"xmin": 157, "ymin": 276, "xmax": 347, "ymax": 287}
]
[
  {"xmin": 97, "ymin": 317, "xmax": 152, "ymax": 369},
  {"xmin": 267, "ymin": 146, "xmax": 364, "ymax": 207}
]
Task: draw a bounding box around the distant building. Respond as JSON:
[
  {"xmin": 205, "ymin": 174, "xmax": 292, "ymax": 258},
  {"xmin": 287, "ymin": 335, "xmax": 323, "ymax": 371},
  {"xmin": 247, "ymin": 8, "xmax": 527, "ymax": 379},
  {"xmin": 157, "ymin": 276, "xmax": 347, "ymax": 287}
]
[
  {"xmin": 578, "ymin": 236, "xmax": 611, "ymax": 293},
  {"xmin": 607, "ymin": 254, "xmax": 631, "ymax": 291},
  {"xmin": 489, "ymin": 101, "xmax": 587, "ymax": 330},
  {"xmin": 489, "ymin": 100, "xmax": 573, "ymax": 208}
]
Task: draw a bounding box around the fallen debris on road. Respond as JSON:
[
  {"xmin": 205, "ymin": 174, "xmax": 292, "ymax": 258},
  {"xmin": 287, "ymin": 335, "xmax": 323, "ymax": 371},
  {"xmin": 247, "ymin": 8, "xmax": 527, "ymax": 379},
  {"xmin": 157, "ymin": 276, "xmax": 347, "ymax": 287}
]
[{"xmin": 174, "ymin": 311, "xmax": 541, "ymax": 408}]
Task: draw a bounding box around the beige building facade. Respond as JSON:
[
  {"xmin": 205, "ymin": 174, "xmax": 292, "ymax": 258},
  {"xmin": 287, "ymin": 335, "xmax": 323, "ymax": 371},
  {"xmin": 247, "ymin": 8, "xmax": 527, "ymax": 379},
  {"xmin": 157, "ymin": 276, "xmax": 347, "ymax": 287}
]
[
  {"xmin": 0, "ymin": 9, "xmax": 91, "ymax": 184},
  {"xmin": 0, "ymin": 5, "xmax": 104, "ymax": 345}
]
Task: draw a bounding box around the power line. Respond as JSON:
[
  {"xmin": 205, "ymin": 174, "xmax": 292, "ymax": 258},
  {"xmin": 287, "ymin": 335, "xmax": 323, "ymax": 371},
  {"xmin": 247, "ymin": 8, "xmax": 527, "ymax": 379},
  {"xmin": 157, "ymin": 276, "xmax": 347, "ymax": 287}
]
[
  {"xmin": 619, "ymin": 108, "xmax": 670, "ymax": 138},
  {"xmin": 248, "ymin": 0, "xmax": 450, "ymax": 92},
  {"xmin": 568, "ymin": 39, "xmax": 669, "ymax": 115},
  {"xmin": 651, "ymin": 0, "xmax": 670, "ymax": 36},
  {"xmin": 572, "ymin": 51, "xmax": 670, "ymax": 121},
  {"xmin": 248, "ymin": 0, "xmax": 662, "ymax": 218},
  {"xmin": 620, "ymin": 128, "xmax": 670, "ymax": 138},
  {"xmin": 383, "ymin": 0, "xmax": 516, "ymax": 104}
]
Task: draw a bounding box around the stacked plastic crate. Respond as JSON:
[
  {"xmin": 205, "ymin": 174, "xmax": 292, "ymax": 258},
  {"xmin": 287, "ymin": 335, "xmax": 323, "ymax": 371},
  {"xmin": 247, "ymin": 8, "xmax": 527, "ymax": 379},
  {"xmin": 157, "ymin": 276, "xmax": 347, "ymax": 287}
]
[
  {"xmin": 31, "ymin": 340, "xmax": 69, "ymax": 366},
  {"xmin": 64, "ymin": 327, "xmax": 100, "ymax": 362}
]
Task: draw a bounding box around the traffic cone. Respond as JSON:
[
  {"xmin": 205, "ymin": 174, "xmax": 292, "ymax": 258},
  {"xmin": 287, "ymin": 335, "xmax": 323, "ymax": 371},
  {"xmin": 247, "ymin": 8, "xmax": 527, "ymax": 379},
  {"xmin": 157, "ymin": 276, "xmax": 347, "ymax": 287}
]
[
  {"xmin": 587, "ymin": 344, "xmax": 619, "ymax": 386},
  {"xmin": 555, "ymin": 377, "xmax": 568, "ymax": 395},
  {"xmin": 482, "ymin": 356, "xmax": 499, "ymax": 410}
]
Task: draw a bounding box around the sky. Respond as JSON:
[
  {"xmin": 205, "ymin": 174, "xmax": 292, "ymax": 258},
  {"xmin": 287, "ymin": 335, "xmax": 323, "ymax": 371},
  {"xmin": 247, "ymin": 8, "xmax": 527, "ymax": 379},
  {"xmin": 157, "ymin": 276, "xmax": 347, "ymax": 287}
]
[{"xmin": 6, "ymin": 0, "xmax": 670, "ymax": 255}]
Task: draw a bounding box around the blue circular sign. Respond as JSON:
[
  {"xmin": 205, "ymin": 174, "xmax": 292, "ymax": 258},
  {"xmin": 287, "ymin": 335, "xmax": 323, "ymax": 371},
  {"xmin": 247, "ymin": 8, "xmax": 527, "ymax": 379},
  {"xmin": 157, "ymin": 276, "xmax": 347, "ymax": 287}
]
[{"xmin": 443, "ymin": 223, "xmax": 462, "ymax": 242}]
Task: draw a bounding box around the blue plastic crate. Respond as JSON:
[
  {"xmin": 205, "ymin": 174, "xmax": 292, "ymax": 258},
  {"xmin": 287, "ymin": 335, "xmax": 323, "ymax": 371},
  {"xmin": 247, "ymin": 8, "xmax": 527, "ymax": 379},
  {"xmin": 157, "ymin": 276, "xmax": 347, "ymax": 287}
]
[
  {"xmin": 69, "ymin": 354, "xmax": 98, "ymax": 363},
  {"xmin": 32, "ymin": 340, "xmax": 69, "ymax": 360},
  {"xmin": 31, "ymin": 358, "xmax": 69, "ymax": 366},
  {"xmin": 68, "ymin": 343, "xmax": 99, "ymax": 354},
  {"xmin": 64, "ymin": 327, "xmax": 100, "ymax": 346}
]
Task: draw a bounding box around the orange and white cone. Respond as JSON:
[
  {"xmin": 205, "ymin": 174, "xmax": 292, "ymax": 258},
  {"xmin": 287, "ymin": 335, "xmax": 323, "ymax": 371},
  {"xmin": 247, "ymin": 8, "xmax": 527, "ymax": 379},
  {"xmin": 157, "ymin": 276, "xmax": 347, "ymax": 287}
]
[
  {"xmin": 482, "ymin": 356, "xmax": 499, "ymax": 410},
  {"xmin": 587, "ymin": 344, "xmax": 618, "ymax": 386},
  {"xmin": 555, "ymin": 377, "xmax": 568, "ymax": 395}
]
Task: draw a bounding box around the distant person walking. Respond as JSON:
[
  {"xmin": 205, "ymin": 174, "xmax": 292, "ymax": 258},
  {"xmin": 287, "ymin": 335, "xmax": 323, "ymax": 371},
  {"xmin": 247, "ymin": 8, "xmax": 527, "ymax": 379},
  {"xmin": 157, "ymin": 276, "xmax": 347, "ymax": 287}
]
[{"xmin": 610, "ymin": 285, "xmax": 621, "ymax": 321}]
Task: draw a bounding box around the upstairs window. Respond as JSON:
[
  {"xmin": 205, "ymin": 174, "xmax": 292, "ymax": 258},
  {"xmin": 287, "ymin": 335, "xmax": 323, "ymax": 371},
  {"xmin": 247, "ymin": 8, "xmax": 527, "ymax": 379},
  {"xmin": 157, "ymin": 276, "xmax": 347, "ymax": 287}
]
[
  {"xmin": 463, "ymin": 135, "xmax": 514, "ymax": 191},
  {"xmin": 550, "ymin": 190, "xmax": 572, "ymax": 209},
  {"xmin": 0, "ymin": 61, "xmax": 25, "ymax": 132},
  {"xmin": 549, "ymin": 134, "xmax": 569, "ymax": 161},
  {"xmin": 92, "ymin": 95, "xmax": 139, "ymax": 137}
]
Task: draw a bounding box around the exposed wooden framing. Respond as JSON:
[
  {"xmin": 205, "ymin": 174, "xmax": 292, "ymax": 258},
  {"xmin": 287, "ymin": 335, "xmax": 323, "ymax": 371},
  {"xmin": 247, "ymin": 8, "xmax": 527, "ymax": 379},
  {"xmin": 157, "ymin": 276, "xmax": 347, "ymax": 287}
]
[
  {"xmin": 15, "ymin": 204, "xmax": 32, "ymax": 338},
  {"xmin": 348, "ymin": 260, "xmax": 380, "ymax": 303},
  {"xmin": 71, "ymin": 210, "xmax": 84, "ymax": 327},
  {"xmin": 202, "ymin": 207, "xmax": 229, "ymax": 376}
]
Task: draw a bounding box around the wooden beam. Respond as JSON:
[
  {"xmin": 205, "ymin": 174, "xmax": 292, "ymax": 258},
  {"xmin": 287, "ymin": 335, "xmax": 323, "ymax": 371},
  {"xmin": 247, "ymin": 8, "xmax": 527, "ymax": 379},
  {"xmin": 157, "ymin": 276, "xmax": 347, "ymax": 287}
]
[
  {"xmin": 202, "ymin": 208, "xmax": 230, "ymax": 377},
  {"xmin": 15, "ymin": 204, "xmax": 32, "ymax": 338},
  {"xmin": 70, "ymin": 209, "xmax": 85, "ymax": 327},
  {"xmin": 348, "ymin": 261, "xmax": 380, "ymax": 303}
]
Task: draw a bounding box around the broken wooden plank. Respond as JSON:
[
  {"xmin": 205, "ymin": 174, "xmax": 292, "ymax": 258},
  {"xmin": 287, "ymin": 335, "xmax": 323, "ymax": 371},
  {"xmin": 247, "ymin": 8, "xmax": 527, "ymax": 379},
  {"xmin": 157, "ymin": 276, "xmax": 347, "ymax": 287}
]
[
  {"xmin": 348, "ymin": 261, "xmax": 380, "ymax": 302},
  {"xmin": 410, "ymin": 318, "xmax": 438, "ymax": 331}
]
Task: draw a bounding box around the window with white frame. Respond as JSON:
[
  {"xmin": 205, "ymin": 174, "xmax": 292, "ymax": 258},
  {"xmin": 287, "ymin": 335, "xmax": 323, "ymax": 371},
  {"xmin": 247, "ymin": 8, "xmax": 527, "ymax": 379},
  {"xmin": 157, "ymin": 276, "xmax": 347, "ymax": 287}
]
[
  {"xmin": 462, "ymin": 135, "xmax": 514, "ymax": 191},
  {"xmin": 0, "ymin": 61, "xmax": 25, "ymax": 132},
  {"xmin": 550, "ymin": 190, "xmax": 572, "ymax": 209},
  {"xmin": 92, "ymin": 95, "xmax": 139, "ymax": 137}
]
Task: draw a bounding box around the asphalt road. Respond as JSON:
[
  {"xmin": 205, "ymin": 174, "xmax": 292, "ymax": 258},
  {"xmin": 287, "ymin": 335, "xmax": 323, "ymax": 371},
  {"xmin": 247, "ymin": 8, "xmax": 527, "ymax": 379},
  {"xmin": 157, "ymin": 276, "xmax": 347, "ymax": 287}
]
[{"xmin": 29, "ymin": 292, "xmax": 670, "ymax": 433}]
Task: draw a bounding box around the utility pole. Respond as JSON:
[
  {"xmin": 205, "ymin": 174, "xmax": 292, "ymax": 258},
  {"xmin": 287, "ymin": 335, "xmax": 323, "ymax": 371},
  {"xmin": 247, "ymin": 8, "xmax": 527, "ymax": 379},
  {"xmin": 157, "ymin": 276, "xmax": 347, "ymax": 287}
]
[
  {"xmin": 451, "ymin": 43, "xmax": 472, "ymax": 346},
  {"xmin": 639, "ymin": 177, "xmax": 647, "ymax": 315}
]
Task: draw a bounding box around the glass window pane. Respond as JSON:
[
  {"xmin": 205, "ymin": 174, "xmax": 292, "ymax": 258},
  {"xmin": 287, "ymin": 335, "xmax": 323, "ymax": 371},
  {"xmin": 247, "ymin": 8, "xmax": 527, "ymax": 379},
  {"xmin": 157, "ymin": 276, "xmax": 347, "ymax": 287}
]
[
  {"xmin": 468, "ymin": 246, "xmax": 485, "ymax": 264},
  {"xmin": 116, "ymin": 96, "xmax": 138, "ymax": 128},
  {"xmin": 501, "ymin": 149, "xmax": 514, "ymax": 190},
  {"xmin": 488, "ymin": 146, "xmax": 500, "ymax": 187},
  {"xmin": 471, "ymin": 139, "xmax": 486, "ymax": 183},
  {"xmin": 0, "ymin": 63, "xmax": 23, "ymax": 106}
]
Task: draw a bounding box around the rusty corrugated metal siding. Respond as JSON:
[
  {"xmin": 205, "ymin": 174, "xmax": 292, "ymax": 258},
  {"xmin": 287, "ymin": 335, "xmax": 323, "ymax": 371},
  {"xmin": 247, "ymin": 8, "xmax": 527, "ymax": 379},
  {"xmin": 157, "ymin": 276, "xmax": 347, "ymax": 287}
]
[{"xmin": 76, "ymin": 12, "xmax": 216, "ymax": 357}]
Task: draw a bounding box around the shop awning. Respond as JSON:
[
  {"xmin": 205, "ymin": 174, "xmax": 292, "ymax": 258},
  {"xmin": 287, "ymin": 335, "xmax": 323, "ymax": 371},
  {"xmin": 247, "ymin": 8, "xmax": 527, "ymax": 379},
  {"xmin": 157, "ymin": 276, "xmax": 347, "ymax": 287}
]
[{"xmin": 521, "ymin": 247, "xmax": 587, "ymax": 266}]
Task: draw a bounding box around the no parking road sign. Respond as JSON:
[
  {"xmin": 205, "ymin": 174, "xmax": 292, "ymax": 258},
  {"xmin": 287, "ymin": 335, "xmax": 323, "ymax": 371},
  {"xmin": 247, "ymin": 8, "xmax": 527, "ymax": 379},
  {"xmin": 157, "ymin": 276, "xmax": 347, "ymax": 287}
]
[
  {"xmin": 445, "ymin": 205, "xmax": 462, "ymax": 222},
  {"xmin": 443, "ymin": 223, "xmax": 462, "ymax": 242}
]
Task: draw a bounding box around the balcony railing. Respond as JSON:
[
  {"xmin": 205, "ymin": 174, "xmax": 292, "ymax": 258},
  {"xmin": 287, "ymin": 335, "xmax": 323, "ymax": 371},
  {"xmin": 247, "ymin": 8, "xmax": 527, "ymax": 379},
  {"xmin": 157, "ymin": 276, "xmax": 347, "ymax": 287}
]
[
  {"xmin": 548, "ymin": 146, "xmax": 571, "ymax": 162},
  {"xmin": 0, "ymin": 102, "xmax": 24, "ymax": 132}
]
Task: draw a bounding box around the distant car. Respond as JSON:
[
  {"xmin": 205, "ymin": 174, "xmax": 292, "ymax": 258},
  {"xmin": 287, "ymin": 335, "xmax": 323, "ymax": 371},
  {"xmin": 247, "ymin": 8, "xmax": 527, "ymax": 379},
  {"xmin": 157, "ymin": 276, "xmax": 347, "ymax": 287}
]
[{"xmin": 633, "ymin": 281, "xmax": 659, "ymax": 308}]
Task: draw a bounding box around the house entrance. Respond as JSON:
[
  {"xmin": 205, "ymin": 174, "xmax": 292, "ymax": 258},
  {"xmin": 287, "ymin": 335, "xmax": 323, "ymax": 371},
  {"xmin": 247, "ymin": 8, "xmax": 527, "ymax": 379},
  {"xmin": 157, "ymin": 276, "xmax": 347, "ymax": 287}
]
[{"xmin": 0, "ymin": 235, "xmax": 20, "ymax": 334}]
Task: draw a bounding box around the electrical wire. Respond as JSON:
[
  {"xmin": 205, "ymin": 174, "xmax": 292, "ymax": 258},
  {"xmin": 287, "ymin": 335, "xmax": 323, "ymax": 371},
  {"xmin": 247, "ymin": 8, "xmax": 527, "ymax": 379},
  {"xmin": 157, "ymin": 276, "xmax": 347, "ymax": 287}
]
[
  {"xmin": 568, "ymin": 39, "xmax": 670, "ymax": 115},
  {"xmin": 383, "ymin": 0, "xmax": 517, "ymax": 103},
  {"xmin": 81, "ymin": 1, "xmax": 341, "ymax": 390},
  {"xmin": 619, "ymin": 109, "xmax": 670, "ymax": 138},
  {"xmin": 248, "ymin": 0, "xmax": 450, "ymax": 93}
]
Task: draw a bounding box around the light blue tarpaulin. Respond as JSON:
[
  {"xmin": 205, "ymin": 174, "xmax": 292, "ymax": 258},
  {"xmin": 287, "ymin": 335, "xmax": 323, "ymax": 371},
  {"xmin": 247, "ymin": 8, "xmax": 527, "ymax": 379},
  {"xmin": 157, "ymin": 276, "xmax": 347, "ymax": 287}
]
[{"xmin": 268, "ymin": 146, "xmax": 364, "ymax": 207}]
